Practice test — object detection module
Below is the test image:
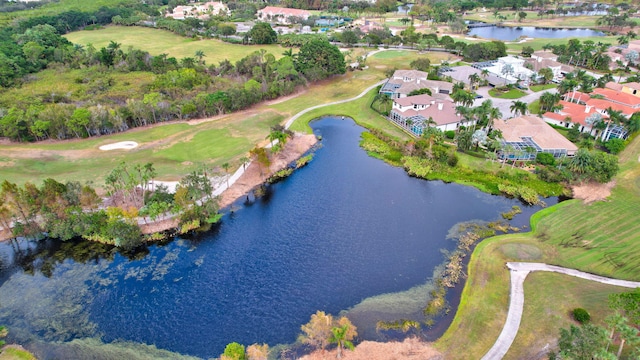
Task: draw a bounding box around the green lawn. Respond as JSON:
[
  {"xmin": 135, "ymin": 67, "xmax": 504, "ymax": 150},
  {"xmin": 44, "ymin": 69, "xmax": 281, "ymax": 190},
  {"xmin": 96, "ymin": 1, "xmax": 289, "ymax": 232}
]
[
  {"xmin": 463, "ymin": 10, "xmax": 601, "ymax": 28},
  {"xmin": 506, "ymin": 36, "xmax": 618, "ymax": 52},
  {"xmin": 65, "ymin": 26, "xmax": 286, "ymax": 62},
  {"xmin": 0, "ymin": 0, "xmax": 135, "ymax": 27},
  {"xmin": 489, "ymin": 88, "xmax": 527, "ymax": 99},
  {"xmin": 435, "ymin": 133, "xmax": 640, "ymax": 357},
  {"xmin": 529, "ymin": 99, "xmax": 541, "ymax": 114},
  {"xmin": 0, "ymin": 67, "xmax": 155, "ymax": 108},
  {"xmin": 530, "ymin": 84, "xmax": 556, "ymax": 92}
]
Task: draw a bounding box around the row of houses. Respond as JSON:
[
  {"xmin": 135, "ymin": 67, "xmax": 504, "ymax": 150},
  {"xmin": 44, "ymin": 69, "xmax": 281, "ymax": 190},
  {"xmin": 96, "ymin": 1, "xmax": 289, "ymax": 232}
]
[
  {"xmin": 382, "ymin": 69, "xmax": 636, "ymax": 162},
  {"xmin": 542, "ymin": 82, "xmax": 639, "ymax": 141}
]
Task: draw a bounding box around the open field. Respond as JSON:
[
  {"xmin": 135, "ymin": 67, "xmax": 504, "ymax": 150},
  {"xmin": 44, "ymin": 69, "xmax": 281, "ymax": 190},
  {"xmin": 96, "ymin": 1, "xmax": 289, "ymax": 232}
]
[
  {"xmin": 65, "ymin": 26, "xmax": 286, "ymax": 62},
  {"xmin": 0, "ymin": 67, "xmax": 155, "ymax": 107},
  {"xmin": 435, "ymin": 134, "xmax": 640, "ymax": 357},
  {"xmin": 0, "ymin": 0, "xmax": 135, "ymax": 26},
  {"xmin": 505, "ymin": 35, "xmax": 617, "ymax": 52},
  {"xmin": 463, "ymin": 10, "xmax": 601, "ymax": 28}
]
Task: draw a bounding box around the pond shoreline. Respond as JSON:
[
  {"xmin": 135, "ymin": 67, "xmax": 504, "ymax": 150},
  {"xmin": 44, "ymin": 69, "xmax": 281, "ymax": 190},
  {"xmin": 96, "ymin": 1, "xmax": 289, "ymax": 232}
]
[{"xmin": 0, "ymin": 133, "xmax": 318, "ymax": 243}]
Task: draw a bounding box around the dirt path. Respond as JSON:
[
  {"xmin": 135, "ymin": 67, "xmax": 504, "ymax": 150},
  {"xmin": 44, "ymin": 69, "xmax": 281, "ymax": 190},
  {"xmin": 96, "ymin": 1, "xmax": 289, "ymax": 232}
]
[
  {"xmin": 481, "ymin": 262, "xmax": 640, "ymax": 360},
  {"xmin": 300, "ymin": 337, "xmax": 442, "ymax": 360}
]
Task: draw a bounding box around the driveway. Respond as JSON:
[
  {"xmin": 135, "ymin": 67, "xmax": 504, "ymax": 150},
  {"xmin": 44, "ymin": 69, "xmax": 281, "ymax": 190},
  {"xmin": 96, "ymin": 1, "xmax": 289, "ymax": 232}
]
[{"xmin": 473, "ymin": 87, "xmax": 558, "ymax": 118}]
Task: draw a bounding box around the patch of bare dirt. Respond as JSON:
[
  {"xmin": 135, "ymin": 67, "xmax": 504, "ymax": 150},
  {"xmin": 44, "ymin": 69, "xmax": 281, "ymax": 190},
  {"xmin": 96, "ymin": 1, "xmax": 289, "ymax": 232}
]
[
  {"xmin": 219, "ymin": 133, "xmax": 317, "ymax": 209},
  {"xmin": 571, "ymin": 181, "xmax": 616, "ymax": 204},
  {"xmin": 300, "ymin": 338, "xmax": 442, "ymax": 360}
]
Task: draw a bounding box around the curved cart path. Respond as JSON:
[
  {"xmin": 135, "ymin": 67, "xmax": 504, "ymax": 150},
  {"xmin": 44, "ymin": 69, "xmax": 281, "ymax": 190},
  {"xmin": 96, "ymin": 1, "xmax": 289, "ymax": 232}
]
[
  {"xmin": 284, "ymin": 79, "xmax": 387, "ymax": 129},
  {"xmin": 481, "ymin": 262, "xmax": 640, "ymax": 360}
]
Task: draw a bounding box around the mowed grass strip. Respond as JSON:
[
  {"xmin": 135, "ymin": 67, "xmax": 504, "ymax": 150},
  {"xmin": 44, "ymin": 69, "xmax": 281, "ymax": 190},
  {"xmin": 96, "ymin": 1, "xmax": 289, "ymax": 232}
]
[
  {"xmin": 436, "ymin": 135, "xmax": 640, "ymax": 357},
  {"xmin": 65, "ymin": 26, "xmax": 286, "ymax": 63},
  {"xmin": 506, "ymin": 273, "xmax": 628, "ymax": 360}
]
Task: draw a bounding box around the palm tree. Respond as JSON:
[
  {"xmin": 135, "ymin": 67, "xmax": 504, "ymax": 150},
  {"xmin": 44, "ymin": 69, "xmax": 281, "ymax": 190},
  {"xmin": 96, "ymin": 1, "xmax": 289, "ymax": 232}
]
[
  {"xmin": 194, "ymin": 50, "xmax": 206, "ymax": 65},
  {"xmin": 329, "ymin": 325, "xmax": 355, "ymax": 359},
  {"xmin": 468, "ymin": 73, "xmax": 481, "ymax": 90},
  {"xmin": 239, "ymin": 156, "xmax": 250, "ymax": 171},
  {"xmin": 510, "ymin": 101, "xmax": 528, "ymax": 117},
  {"xmin": 616, "ymin": 323, "xmax": 639, "ymax": 358},
  {"xmin": 569, "ymin": 148, "xmax": 591, "ymax": 174},
  {"xmin": 221, "ymin": 162, "xmax": 231, "ymax": 189},
  {"xmin": 488, "ymin": 106, "xmax": 502, "ymax": 131}
]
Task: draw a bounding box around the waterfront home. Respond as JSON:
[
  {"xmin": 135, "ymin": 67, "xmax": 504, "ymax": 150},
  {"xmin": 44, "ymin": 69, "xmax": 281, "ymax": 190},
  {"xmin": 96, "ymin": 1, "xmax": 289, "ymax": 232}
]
[
  {"xmin": 389, "ymin": 94, "xmax": 465, "ymax": 135},
  {"xmin": 493, "ymin": 115, "xmax": 578, "ymax": 160},
  {"xmin": 542, "ymin": 91, "xmax": 631, "ymax": 141},
  {"xmin": 380, "ymin": 70, "xmax": 453, "ymax": 99}
]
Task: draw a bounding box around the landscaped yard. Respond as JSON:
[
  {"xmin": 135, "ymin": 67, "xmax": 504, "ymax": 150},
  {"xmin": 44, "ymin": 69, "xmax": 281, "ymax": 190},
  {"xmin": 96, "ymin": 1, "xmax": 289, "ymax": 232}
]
[
  {"xmin": 530, "ymin": 84, "xmax": 556, "ymax": 92},
  {"xmin": 489, "ymin": 88, "xmax": 527, "ymax": 99}
]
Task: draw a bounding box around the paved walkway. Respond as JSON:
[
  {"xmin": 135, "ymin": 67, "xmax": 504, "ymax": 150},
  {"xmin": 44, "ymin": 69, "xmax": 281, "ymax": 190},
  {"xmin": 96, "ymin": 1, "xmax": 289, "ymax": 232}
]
[
  {"xmin": 481, "ymin": 262, "xmax": 640, "ymax": 360},
  {"xmin": 284, "ymin": 79, "xmax": 387, "ymax": 129}
]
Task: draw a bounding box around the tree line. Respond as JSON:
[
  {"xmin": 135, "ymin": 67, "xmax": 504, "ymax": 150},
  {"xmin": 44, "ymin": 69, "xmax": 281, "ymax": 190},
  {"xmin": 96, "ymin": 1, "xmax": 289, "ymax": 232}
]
[
  {"xmin": 0, "ymin": 32, "xmax": 345, "ymax": 141},
  {"xmin": 0, "ymin": 161, "xmax": 225, "ymax": 249}
]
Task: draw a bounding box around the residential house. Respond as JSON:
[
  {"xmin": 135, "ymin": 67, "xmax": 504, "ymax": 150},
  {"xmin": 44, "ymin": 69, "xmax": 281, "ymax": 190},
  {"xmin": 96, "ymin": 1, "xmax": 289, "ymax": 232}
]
[
  {"xmin": 482, "ymin": 56, "xmax": 535, "ymax": 86},
  {"xmin": 493, "ymin": 115, "xmax": 578, "ymax": 160},
  {"xmin": 257, "ymin": 6, "xmax": 311, "ymax": 24},
  {"xmin": 525, "ymin": 54, "xmax": 573, "ymax": 83},
  {"xmin": 542, "ymin": 100, "xmax": 604, "ymax": 136},
  {"xmin": 380, "ymin": 70, "xmax": 453, "ymax": 99},
  {"xmin": 165, "ymin": 1, "xmax": 229, "ymax": 20},
  {"xmin": 542, "ymin": 89, "xmax": 634, "ymax": 141},
  {"xmin": 389, "ymin": 94, "xmax": 466, "ymax": 135},
  {"xmin": 442, "ymin": 65, "xmax": 482, "ymax": 86}
]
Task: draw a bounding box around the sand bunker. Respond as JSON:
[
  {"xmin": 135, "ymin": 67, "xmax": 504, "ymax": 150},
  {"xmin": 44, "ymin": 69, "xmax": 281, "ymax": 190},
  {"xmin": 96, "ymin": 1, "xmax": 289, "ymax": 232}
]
[{"xmin": 99, "ymin": 141, "xmax": 139, "ymax": 151}]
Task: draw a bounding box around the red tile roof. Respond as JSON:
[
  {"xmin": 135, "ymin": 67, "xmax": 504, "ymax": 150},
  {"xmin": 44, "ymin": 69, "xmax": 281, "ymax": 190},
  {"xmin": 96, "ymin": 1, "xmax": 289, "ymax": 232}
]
[
  {"xmin": 586, "ymin": 98, "xmax": 636, "ymax": 116},
  {"xmin": 543, "ymin": 100, "xmax": 604, "ymax": 126},
  {"xmin": 592, "ymin": 88, "xmax": 640, "ymax": 107},
  {"xmin": 563, "ymin": 91, "xmax": 591, "ymax": 103}
]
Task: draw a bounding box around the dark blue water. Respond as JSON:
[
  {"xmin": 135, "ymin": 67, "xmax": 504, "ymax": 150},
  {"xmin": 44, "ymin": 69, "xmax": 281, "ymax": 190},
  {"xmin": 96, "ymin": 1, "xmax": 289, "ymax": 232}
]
[
  {"xmin": 0, "ymin": 117, "xmax": 551, "ymax": 359},
  {"xmin": 468, "ymin": 26, "xmax": 605, "ymax": 41}
]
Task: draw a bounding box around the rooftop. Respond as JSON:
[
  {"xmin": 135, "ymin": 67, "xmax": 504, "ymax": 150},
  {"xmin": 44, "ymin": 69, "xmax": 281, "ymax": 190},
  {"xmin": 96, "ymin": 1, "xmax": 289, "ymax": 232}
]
[{"xmin": 494, "ymin": 115, "xmax": 578, "ymax": 153}]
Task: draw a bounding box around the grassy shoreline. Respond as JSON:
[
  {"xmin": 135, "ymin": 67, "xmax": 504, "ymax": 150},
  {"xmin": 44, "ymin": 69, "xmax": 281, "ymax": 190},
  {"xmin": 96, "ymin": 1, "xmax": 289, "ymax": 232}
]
[{"xmin": 435, "ymin": 134, "xmax": 640, "ymax": 357}]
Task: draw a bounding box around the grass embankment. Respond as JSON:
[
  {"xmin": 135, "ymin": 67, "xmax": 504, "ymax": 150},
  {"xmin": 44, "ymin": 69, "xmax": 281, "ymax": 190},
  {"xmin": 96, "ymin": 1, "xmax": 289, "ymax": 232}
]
[
  {"xmin": 65, "ymin": 26, "xmax": 286, "ymax": 62},
  {"xmin": 463, "ymin": 10, "xmax": 601, "ymax": 28},
  {"xmin": 435, "ymin": 135, "xmax": 640, "ymax": 358},
  {"xmin": 505, "ymin": 36, "xmax": 617, "ymax": 53},
  {"xmin": 530, "ymin": 84, "xmax": 556, "ymax": 92}
]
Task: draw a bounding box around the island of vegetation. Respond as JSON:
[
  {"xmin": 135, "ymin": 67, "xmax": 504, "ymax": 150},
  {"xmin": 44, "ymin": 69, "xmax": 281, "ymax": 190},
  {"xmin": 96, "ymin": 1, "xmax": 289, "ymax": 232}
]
[{"xmin": 1, "ymin": 0, "xmax": 640, "ymax": 358}]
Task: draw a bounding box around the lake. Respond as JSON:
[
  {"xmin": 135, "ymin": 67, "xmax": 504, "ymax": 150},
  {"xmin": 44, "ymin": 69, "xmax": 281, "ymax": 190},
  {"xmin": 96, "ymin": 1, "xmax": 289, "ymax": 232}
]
[
  {"xmin": 0, "ymin": 117, "xmax": 552, "ymax": 359},
  {"xmin": 467, "ymin": 25, "xmax": 605, "ymax": 41}
]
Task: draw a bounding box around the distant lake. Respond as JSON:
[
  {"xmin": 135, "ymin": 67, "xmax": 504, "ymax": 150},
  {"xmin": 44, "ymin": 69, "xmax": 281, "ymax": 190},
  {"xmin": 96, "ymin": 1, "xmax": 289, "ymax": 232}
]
[
  {"xmin": 468, "ymin": 25, "xmax": 605, "ymax": 41},
  {"xmin": 0, "ymin": 117, "xmax": 554, "ymax": 359}
]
